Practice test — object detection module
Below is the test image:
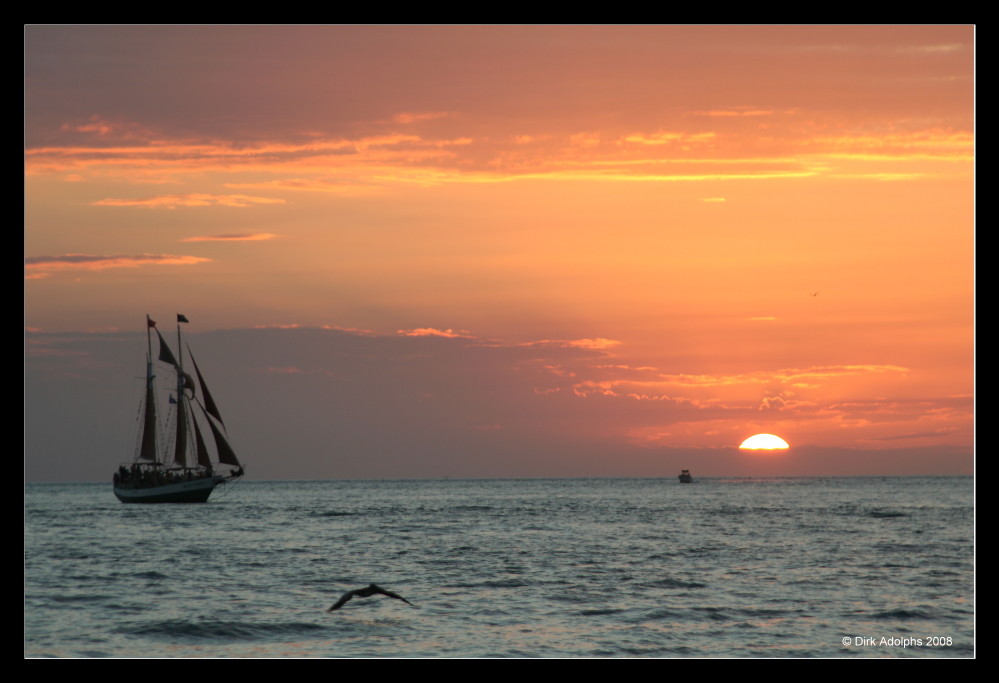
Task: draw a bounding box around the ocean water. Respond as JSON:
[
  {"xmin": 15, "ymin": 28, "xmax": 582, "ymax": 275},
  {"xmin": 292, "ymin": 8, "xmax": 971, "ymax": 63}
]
[{"xmin": 24, "ymin": 477, "xmax": 974, "ymax": 658}]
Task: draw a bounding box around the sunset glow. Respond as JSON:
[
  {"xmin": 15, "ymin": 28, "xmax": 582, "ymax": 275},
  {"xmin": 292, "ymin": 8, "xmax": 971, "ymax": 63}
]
[{"xmin": 24, "ymin": 26, "xmax": 974, "ymax": 480}]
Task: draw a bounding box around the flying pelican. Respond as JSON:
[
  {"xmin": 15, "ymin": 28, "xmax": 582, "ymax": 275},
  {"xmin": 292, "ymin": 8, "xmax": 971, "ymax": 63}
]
[{"xmin": 328, "ymin": 584, "xmax": 414, "ymax": 611}]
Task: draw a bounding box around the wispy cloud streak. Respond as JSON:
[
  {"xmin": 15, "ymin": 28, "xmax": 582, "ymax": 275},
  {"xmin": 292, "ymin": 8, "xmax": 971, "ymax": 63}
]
[
  {"xmin": 25, "ymin": 253, "xmax": 211, "ymax": 278},
  {"xmin": 93, "ymin": 194, "xmax": 286, "ymax": 209},
  {"xmin": 182, "ymin": 233, "xmax": 278, "ymax": 242},
  {"xmin": 25, "ymin": 114, "xmax": 971, "ymax": 190}
]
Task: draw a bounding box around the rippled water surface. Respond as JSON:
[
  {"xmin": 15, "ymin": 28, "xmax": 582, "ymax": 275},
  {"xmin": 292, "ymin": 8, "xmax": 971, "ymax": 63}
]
[{"xmin": 25, "ymin": 477, "xmax": 974, "ymax": 657}]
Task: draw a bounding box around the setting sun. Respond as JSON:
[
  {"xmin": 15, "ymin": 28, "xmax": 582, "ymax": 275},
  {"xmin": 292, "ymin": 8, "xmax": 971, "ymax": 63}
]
[{"xmin": 740, "ymin": 434, "xmax": 790, "ymax": 450}]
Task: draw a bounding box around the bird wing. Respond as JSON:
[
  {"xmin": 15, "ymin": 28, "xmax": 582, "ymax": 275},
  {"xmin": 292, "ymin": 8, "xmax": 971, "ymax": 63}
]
[
  {"xmin": 373, "ymin": 585, "xmax": 413, "ymax": 605},
  {"xmin": 328, "ymin": 590, "xmax": 357, "ymax": 611}
]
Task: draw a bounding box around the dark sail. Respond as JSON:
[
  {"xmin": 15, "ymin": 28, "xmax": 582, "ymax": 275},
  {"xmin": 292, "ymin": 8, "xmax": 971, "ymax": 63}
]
[
  {"xmin": 190, "ymin": 348, "xmax": 224, "ymax": 428},
  {"xmin": 207, "ymin": 415, "xmax": 240, "ymax": 466},
  {"xmin": 138, "ymin": 363, "xmax": 158, "ymax": 461},
  {"xmin": 157, "ymin": 330, "xmax": 179, "ymax": 367},
  {"xmin": 192, "ymin": 410, "xmax": 213, "ymax": 468}
]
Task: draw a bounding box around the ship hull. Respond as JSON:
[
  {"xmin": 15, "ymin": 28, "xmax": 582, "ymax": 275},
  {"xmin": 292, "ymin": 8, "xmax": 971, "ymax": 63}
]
[{"xmin": 113, "ymin": 475, "xmax": 227, "ymax": 503}]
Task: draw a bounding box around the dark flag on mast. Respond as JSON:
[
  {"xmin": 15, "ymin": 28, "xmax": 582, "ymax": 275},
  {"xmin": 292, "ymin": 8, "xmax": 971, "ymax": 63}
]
[
  {"xmin": 178, "ymin": 314, "xmax": 190, "ymax": 323},
  {"xmin": 147, "ymin": 316, "xmax": 157, "ymax": 328}
]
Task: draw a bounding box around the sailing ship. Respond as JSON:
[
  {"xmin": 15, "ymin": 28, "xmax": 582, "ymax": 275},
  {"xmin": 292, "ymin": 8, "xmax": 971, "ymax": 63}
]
[{"xmin": 113, "ymin": 315, "xmax": 244, "ymax": 503}]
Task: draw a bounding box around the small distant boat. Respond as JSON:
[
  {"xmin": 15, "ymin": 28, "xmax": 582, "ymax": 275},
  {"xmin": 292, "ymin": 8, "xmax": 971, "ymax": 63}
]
[
  {"xmin": 678, "ymin": 469, "xmax": 693, "ymax": 483},
  {"xmin": 113, "ymin": 315, "xmax": 244, "ymax": 503}
]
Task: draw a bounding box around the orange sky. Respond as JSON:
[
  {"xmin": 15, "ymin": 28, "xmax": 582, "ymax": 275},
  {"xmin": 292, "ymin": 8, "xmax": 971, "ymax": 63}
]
[{"xmin": 24, "ymin": 26, "xmax": 973, "ymax": 479}]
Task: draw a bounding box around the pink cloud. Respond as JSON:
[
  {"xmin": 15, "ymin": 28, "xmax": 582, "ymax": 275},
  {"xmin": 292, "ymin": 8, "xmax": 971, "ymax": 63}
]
[
  {"xmin": 525, "ymin": 338, "xmax": 621, "ymax": 350},
  {"xmin": 25, "ymin": 253, "xmax": 211, "ymax": 277},
  {"xmin": 391, "ymin": 111, "xmax": 457, "ymax": 124},
  {"xmin": 397, "ymin": 327, "xmax": 476, "ymax": 338},
  {"xmin": 182, "ymin": 233, "xmax": 278, "ymax": 242},
  {"xmin": 689, "ymin": 108, "xmax": 776, "ymax": 117},
  {"xmin": 93, "ymin": 194, "xmax": 286, "ymax": 209}
]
